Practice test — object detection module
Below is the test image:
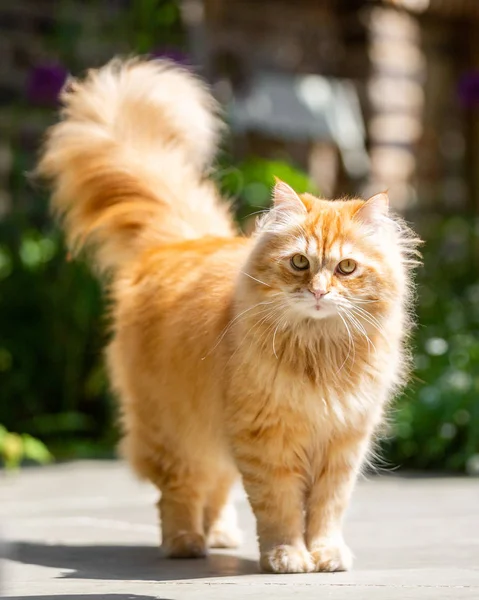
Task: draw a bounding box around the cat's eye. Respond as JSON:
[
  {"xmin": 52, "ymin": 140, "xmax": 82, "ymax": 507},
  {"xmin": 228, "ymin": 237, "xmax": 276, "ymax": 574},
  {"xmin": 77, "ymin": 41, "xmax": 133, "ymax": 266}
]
[
  {"xmin": 337, "ymin": 259, "xmax": 357, "ymax": 275},
  {"xmin": 291, "ymin": 254, "xmax": 310, "ymax": 271}
]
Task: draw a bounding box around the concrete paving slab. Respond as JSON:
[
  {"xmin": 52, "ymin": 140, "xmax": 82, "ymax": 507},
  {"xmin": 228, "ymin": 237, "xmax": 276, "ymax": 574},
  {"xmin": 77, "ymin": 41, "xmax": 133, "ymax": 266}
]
[{"xmin": 1, "ymin": 461, "xmax": 478, "ymax": 599}]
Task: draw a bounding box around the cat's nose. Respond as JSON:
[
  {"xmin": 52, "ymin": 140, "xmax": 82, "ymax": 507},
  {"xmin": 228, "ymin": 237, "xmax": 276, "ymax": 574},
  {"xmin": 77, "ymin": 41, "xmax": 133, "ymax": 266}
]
[{"xmin": 311, "ymin": 289, "xmax": 328, "ymax": 300}]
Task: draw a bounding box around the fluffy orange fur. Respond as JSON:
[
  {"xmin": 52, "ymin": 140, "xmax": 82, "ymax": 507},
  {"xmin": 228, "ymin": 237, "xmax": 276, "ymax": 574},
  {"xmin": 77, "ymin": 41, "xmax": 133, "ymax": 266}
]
[{"xmin": 37, "ymin": 58, "xmax": 421, "ymax": 573}]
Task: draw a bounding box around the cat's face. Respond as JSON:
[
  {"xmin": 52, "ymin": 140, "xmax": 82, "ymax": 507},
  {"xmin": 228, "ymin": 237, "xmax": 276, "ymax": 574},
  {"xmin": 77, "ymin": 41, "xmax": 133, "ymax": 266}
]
[{"xmin": 247, "ymin": 182, "xmax": 402, "ymax": 326}]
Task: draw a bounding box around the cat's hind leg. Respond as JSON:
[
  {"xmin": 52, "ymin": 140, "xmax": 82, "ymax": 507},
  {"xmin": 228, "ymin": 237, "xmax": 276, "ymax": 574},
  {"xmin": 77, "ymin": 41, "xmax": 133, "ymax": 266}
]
[
  {"xmin": 123, "ymin": 431, "xmax": 210, "ymax": 558},
  {"xmin": 204, "ymin": 465, "xmax": 242, "ymax": 549},
  {"xmin": 158, "ymin": 480, "xmax": 208, "ymax": 558}
]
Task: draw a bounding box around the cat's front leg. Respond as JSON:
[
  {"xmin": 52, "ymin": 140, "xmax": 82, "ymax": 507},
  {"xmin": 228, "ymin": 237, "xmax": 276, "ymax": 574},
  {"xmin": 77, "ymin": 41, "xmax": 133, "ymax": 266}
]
[
  {"xmin": 306, "ymin": 430, "xmax": 371, "ymax": 572},
  {"xmin": 232, "ymin": 441, "xmax": 313, "ymax": 574}
]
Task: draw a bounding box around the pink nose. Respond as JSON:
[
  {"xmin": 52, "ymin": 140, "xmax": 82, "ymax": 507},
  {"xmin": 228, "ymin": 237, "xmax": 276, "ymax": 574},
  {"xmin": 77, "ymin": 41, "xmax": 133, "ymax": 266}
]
[{"xmin": 311, "ymin": 289, "xmax": 327, "ymax": 300}]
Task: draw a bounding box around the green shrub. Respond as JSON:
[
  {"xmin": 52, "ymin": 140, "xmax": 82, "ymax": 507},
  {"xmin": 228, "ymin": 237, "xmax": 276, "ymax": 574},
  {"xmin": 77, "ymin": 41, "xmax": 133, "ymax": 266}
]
[
  {"xmin": 384, "ymin": 215, "xmax": 479, "ymax": 473},
  {"xmin": 217, "ymin": 156, "xmax": 318, "ymax": 224},
  {"xmin": 0, "ymin": 210, "xmax": 115, "ymax": 459}
]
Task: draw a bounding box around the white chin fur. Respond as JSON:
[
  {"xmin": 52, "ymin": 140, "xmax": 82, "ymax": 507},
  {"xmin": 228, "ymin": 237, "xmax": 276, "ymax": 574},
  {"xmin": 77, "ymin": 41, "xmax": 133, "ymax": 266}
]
[{"xmin": 295, "ymin": 304, "xmax": 338, "ymax": 321}]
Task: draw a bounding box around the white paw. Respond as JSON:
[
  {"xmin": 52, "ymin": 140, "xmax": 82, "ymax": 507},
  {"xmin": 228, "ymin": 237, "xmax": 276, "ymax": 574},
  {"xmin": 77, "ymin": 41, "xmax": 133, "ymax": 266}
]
[
  {"xmin": 261, "ymin": 544, "xmax": 314, "ymax": 574},
  {"xmin": 208, "ymin": 526, "xmax": 242, "ymax": 549},
  {"xmin": 207, "ymin": 503, "xmax": 242, "ymax": 549},
  {"xmin": 310, "ymin": 540, "xmax": 353, "ymax": 572}
]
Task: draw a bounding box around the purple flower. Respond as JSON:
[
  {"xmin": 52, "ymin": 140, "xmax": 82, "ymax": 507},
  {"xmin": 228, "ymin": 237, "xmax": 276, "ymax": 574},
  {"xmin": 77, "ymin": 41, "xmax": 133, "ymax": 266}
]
[
  {"xmin": 458, "ymin": 71, "xmax": 479, "ymax": 109},
  {"xmin": 27, "ymin": 63, "xmax": 68, "ymax": 107},
  {"xmin": 150, "ymin": 47, "xmax": 190, "ymax": 67}
]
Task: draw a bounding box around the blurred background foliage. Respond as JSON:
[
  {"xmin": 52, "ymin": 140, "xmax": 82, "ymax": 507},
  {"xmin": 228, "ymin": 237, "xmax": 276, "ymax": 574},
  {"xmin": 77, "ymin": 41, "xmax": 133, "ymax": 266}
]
[
  {"xmin": 0, "ymin": 0, "xmax": 478, "ymax": 473},
  {"xmin": 386, "ymin": 215, "xmax": 479, "ymax": 473},
  {"xmin": 0, "ymin": 424, "xmax": 52, "ymax": 470}
]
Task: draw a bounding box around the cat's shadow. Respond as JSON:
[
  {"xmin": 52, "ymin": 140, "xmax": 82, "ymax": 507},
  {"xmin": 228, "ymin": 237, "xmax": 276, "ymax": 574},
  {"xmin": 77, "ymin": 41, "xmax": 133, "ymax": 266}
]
[{"xmin": 9, "ymin": 541, "xmax": 259, "ymax": 581}]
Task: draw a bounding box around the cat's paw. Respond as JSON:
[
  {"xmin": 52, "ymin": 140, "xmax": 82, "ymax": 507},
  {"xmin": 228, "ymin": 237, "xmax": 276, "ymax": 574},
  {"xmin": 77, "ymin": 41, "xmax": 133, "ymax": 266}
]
[
  {"xmin": 260, "ymin": 544, "xmax": 314, "ymax": 574},
  {"xmin": 207, "ymin": 524, "xmax": 242, "ymax": 549},
  {"xmin": 162, "ymin": 532, "xmax": 207, "ymax": 558},
  {"xmin": 207, "ymin": 503, "xmax": 242, "ymax": 549},
  {"xmin": 310, "ymin": 540, "xmax": 353, "ymax": 572}
]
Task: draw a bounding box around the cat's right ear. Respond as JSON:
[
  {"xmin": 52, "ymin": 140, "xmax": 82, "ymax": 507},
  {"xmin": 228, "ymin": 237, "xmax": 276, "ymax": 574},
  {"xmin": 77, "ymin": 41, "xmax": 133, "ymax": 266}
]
[
  {"xmin": 272, "ymin": 178, "xmax": 307, "ymax": 216},
  {"xmin": 358, "ymin": 192, "xmax": 389, "ymax": 222}
]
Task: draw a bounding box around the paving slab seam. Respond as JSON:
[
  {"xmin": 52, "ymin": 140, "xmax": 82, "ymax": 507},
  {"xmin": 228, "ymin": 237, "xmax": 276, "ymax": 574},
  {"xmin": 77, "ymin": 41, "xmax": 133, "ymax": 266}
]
[{"xmin": 149, "ymin": 582, "xmax": 479, "ymax": 589}]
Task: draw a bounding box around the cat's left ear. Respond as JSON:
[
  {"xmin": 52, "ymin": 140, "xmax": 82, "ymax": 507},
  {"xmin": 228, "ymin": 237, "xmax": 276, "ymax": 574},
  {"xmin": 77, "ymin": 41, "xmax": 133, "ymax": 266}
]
[
  {"xmin": 355, "ymin": 192, "xmax": 389, "ymax": 225},
  {"xmin": 272, "ymin": 178, "xmax": 307, "ymax": 215}
]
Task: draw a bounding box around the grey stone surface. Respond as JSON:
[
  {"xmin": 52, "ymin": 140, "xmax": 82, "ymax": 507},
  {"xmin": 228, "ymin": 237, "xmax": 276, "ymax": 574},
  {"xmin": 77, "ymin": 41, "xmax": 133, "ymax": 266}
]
[{"xmin": 1, "ymin": 461, "xmax": 478, "ymax": 599}]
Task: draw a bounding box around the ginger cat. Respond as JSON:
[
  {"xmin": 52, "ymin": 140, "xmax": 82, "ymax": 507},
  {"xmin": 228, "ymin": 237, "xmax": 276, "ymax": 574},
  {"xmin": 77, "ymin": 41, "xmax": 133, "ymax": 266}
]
[{"xmin": 37, "ymin": 58, "xmax": 421, "ymax": 573}]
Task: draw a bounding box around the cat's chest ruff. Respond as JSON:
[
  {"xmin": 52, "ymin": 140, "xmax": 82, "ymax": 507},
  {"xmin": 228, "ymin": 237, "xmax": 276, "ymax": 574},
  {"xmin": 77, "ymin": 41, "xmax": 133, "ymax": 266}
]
[
  {"xmin": 235, "ymin": 353, "xmax": 379, "ymax": 437},
  {"xmin": 272, "ymin": 366, "xmax": 377, "ymax": 431},
  {"xmin": 228, "ymin": 325, "xmax": 390, "ymax": 432}
]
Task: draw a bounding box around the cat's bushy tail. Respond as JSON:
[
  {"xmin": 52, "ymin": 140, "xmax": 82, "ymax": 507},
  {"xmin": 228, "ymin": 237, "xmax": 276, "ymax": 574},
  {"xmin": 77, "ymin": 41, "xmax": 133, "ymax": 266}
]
[{"xmin": 37, "ymin": 58, "xmax": 234, "ymax": 274}]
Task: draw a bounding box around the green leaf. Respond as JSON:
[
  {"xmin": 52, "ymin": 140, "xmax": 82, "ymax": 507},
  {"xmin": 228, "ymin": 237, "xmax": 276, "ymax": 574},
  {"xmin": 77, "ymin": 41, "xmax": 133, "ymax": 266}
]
[
  {"xmin": 2, "ymin": 432, "xmax": 24, "ymax": 470},
  {"xmin": 22, "ymin": 434, "xmax": 53, "ymax": 465}
]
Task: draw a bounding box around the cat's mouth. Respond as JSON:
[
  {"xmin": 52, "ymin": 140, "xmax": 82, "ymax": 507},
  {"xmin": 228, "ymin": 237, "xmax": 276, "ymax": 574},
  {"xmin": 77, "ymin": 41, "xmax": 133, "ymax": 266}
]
[
  {"xmin": 293, "ymin": 298, "xmax": 338, "ymax": 320},
  {"xmin": 310, "ymin": 300, "xmax": 335, "ymax": 317},
  {"xmin": 286, "ymin": 291, "xmax": 340, "ymax": 320}
]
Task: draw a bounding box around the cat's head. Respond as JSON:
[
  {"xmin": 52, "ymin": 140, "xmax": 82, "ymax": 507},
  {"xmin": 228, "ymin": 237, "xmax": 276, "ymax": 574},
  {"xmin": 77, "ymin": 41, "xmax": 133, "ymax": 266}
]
[{"xmin": 243, "ymin": 180, "xmax": 420, "ymax": 327}]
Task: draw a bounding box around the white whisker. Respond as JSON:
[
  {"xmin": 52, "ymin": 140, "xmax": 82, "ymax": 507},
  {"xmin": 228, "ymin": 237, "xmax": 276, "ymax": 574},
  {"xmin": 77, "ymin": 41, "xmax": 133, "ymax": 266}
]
[
  {"xmin": 202, "ymin": 299, "xmax": 277, "ymax": 359},
  {"xmin": 272, "ymin": 321, "xmax": 281, "ymax": 359},
  {"xmin": 337, "ymin": 310, "xmax": 355, "ymax": 373},
  {"xmin": 342, "ymin": 308, "xmax": 377, "ymax": 354},
  {"xmin": 349, "ymin": 305, "xmax": 385, "ymax": 337},
  {"xmin": 224, "ymin": 302, "xmax": 289, "ymax": 367},
  {"xmin": 240, "ymin": 271, "xmax": 272, "ymax": 288}
]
